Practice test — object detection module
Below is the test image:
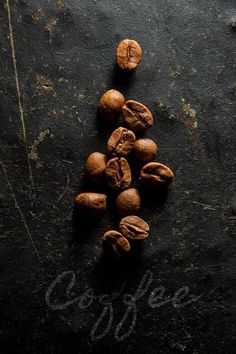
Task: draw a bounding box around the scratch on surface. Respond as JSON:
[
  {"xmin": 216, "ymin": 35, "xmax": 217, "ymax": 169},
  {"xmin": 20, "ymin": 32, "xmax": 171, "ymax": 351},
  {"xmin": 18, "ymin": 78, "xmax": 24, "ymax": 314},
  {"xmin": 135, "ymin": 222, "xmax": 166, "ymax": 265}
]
[
  {"xmin": 190, "ymin": 200, "xmax": 217, "ymax": 211},
  {"xmin": 208, "ymin": 287, "xmax": 219, "ymax": 296},
  {"xmin": 184, "ymin": 263, "xmax": 227, "ymax": 273},
  {"xmin": 1, "ymin": 162, "xmax": 41, "ymax": 263},
  {"xmin": 57, "ymin": 174, "xmax": 70, "ymax": 202},
  {"xmin": 0, "ymin": 227, "xmax": 18, "ymax": 238},
  {"xmin": 28, "ymin": 128, "xmax": 51, "ymax": 165},
  {"xmin": 223, "ymin": 216, "xmax": 236, "ymax": 220},
  {"xmin": 160, "ymin": 148, "xmax": 188, "ymax": 151},
  {"xmin": 6, "ymin": 0, "xmax": 35, "ymax": 194}
]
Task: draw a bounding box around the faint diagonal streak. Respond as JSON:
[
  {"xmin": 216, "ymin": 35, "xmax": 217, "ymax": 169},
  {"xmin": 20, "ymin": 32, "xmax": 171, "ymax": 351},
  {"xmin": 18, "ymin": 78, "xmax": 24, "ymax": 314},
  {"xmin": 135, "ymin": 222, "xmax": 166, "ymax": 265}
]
[
  {"xmin": 5, "ymin": 0, "xmax": 35, "ymax": 194},
  {"xmin": 1, "ymin": 162, "xmax": 41, "ymax": 263}
]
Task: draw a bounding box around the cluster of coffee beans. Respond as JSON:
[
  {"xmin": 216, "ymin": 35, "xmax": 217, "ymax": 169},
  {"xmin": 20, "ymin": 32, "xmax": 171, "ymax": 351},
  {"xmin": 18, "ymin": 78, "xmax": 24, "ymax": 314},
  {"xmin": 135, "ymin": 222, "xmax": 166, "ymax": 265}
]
[{"xmin": 75, "ymin": 39, "xmax": 174, "ymax": 259}]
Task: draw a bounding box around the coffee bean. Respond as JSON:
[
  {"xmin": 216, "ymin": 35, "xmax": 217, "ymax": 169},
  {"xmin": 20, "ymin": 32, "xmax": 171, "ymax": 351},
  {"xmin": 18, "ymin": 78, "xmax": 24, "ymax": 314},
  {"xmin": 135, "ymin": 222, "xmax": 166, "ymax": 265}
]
[
  {"xmin": 85, "ymin": 152, "xmax": 107, "ymax": 183},
  {"xmin": 119, "ymin": 215, "xmax": 149, "ymax": 240},
  {"xmin": 107, "ymin": 127, "xmax": 136, "ymax": 156},
  {"xmin": 122, "ymin": 100, "xmax": 153, "ymax": 133},
  {"xmin": 134, "ymin": 138, "xmax": 158, "ymax": 162},
  {"xmin": 106, "ymin": 157, "xmax": 131, "ymax": 190},
  {"xmin": 116, "ymin": 39, "xmax": 142, "ymax": 70},
  {"xmin": 75, "ymin": 192, "xmax": 107, "ymax": 215},
  {"xmin": 140, "ymin": 162, "xmax": 174, "ymax": 188},
  {"xmin": 101, "ymin": 230, "xmax": 131, "ymax": 258},
  {"xmin": 99, "ymin": 89, "xmax": 125, "ymax": 121},
  {"xmin": 116, "ymin": 188, "xmax": 141, "ymax": 216}
]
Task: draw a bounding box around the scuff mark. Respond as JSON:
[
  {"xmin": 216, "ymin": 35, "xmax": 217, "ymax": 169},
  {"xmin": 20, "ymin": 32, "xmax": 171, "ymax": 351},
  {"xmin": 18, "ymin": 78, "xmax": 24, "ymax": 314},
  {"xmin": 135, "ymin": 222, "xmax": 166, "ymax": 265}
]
[
  {"xmin": 156, "ymin": 98, "xmax": 210, "ymax": 176},
  {"xmin": 37, "ymin": 75, "xmax": 54, "ymax": 92},
  {"xmin": 190, "ymin": 200, "xmax": 217, "ymax": 211},
  {"xmin": 45, "ymin": 18, "xmax": 59, "ymax": 43},
  {"xmin": 157, "ymin": 99, "xmax": 198, "ymax": 131},
  {"xmin": 156, "ymin": 101, "xmax": 175, "ymax": 120},
  {"xmin": 57, "ymin": 0, "xmax": 66, "ymax": 8},
  {"xmin": 181, "ymin": 99, "xmax": 198, "ymax": 131},
  {"xmin": 28, "ymin": 128, "xmax": 52, "ymax": 168},
  {"xmin": 32, "ymin": 8, "xmax": 44, "ymax": 22},
  {"xmin": 57, "ymin": 174, "xmax": 70, "ymax": 202}
]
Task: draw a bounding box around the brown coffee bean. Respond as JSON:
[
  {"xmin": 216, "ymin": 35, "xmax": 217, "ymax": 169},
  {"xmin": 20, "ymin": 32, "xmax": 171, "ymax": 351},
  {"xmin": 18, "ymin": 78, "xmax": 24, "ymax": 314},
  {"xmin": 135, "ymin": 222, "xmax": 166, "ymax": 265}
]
[
  {"xmin": 107, "ymin": 127, "xmax": 136, "ymax": 156},
  {"xmin": 140, "ymin": 162, "xmax": 174, "ymax": 188},
  {"xmin": 116, "ymin": 39, "xmax": 142, "ymax": 70},
  {"xmin": 85, "ymin": 152, "xmax": 107, "ymax": 183},
  {"xmin": 116, "ymin": 188, "xmax": 141, "ymax": 216},
  {"xmin": 75, "ymin": 192, "xmax": 106, "ymax": 215},
  {"xmin": 101, "ymin": 230, "xmax": 131, "ymax": 258},
  {"xmin": 106, "ymin": 157, "xmax": 131, "ymax": 190},
  {"xmin": 122, "ymin": 100, "xmax": 153, "ymax": 133},
  {"xmin": 134, "ymin": 138, "xmax": 158, "ymax": 162},
  {"xmin": 119, "ymin": 215, "xmax": 149, "ymax": 240},
  {"xmin": 98, "ymin": 89, "xmax": 125, "ymax": 121}
]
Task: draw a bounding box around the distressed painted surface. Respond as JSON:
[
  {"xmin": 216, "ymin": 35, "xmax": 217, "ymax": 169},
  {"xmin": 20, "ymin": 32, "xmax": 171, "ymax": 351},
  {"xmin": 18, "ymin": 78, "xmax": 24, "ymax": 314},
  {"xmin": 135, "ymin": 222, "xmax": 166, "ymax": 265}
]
[{"xmin": 0, "ymin": 0, "xmax": 235, "ymax": 353}]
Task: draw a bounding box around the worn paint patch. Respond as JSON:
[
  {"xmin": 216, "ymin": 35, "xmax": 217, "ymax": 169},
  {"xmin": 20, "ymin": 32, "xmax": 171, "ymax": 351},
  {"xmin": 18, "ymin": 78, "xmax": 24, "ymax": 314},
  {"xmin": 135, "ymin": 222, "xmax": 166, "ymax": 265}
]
[
  {"xmin": 28, "ymin": 128, "xmax": 52, "ymax": 168},
  {"xmin": 32, "ymin": 8, "xmax": 44, "ymax": 22},
  {"xmin": 36, "ymin": 75, "xmax": 54, "ymax": 92},
  {"xmin": 181, "ymin": 99, "xmax": 198, "ymax": 131},
  {"xmin": 45, "ymin": 18, "xmax": 59, "ymax": 43}
]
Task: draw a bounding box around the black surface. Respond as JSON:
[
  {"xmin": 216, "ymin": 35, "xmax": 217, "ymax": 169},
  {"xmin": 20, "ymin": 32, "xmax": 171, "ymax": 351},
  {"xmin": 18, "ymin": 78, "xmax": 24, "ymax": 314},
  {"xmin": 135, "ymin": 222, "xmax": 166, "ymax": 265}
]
[{"xmin": 0, "ymin": 0, "xmax": 236, "ymax": 353}]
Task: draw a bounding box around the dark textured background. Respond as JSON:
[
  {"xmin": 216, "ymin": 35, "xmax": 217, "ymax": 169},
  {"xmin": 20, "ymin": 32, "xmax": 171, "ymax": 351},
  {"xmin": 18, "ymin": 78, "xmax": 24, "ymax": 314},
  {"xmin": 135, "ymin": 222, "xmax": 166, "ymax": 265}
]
[{"xmin": 0, "ymin": 0, "xmax": 235, "ymax": 353}]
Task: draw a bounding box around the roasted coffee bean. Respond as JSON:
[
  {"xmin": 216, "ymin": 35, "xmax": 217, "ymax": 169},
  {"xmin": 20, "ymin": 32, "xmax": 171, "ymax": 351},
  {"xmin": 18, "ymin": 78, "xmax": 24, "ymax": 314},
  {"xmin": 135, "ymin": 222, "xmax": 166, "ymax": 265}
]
[
  {"xmin": 75, "ymin": 192, "xmax": 107, "ymax": 215},
  {"xmin": 116, "ymin": 188, "xmax": 141, "ymax": 216},
  {"xmin": 116, "ymin": 39, "xmax": 142, "ymax": 70},
  {"xmin": 106, "ymin": 157, "xmax": 131, "ymax": 190},
  {"xmin": 122, "ymin": 100, "xmax": 153, "ymax": 133},
  {"xmin": 85, "ymin": 152, "xmax": 107, "ymax": 183},
  {"xmin": 99, "ymin": 89, "xmax": 125, "ymax": 121},
  {"xmin": 107, "ymin": 127, "xmax": 136, "ymax": 156},
  {"xmin": 119, "ymin": 215, "xmax": 149, "ymax": 240},
  {"xmin": 101, "ymin": 230, "xmax": 131, "ymax": 258},
  {"xmin": 134, "ymin": 138, "xmax": 158, "ymax": 162},
  {"xmin": 140, "ymin": 162, "xmax": 174, "ymax": 188}
]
